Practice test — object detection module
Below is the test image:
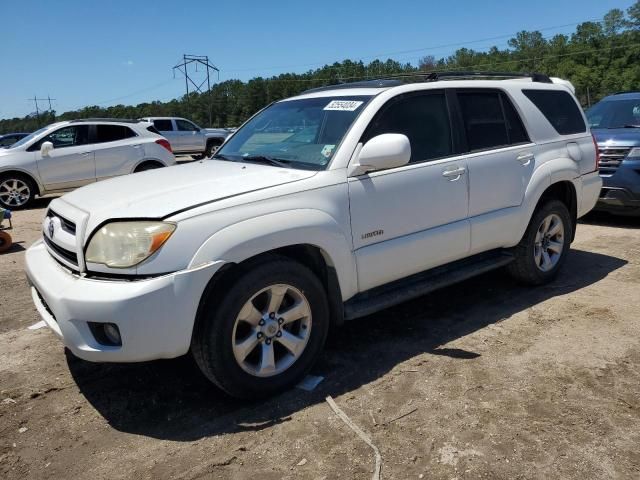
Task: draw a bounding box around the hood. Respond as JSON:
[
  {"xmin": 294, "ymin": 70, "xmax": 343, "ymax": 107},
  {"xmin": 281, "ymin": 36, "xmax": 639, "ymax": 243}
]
[
  {"xmin": 59, "ymin": 160, "xmax": 316, "ymax": 225},
  {"xmin": 592, "ymin": 128, "xmax": 640, "ymax": 147}
]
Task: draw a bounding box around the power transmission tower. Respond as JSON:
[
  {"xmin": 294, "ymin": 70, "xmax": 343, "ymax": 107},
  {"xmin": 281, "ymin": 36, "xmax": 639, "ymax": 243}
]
[
  {"xmin": 173, "ymin": 55, "xmax": 219, "ymax": 126},
  {"xmin": 27, "ymin": 95, "xmax": 56, "ymax": 127}
]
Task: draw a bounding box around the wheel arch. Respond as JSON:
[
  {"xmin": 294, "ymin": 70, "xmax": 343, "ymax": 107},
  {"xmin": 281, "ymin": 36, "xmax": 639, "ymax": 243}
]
[
  {"xmin": 0, "ymin": 168, "xmax": 42, "ymax": 196},
  {"xmin": 131, "ymin": 158, "xmax": 166, "ymax": 173}
]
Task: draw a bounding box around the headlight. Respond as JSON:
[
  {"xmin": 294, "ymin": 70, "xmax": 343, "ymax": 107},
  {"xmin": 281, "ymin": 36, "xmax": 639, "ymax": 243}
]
[
  {"xmin": 85, "ymin": 221, "xmax": 176, "ymax": 268},
  {"xmin": 628, "ymin": 147, "xmax": 640, "ymax": 158}
]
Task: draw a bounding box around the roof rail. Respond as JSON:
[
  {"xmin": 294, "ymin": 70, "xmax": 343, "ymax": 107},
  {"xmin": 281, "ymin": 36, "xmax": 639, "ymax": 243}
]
[
  {"xmin": 423, "ymin": 71, "xmax": 552, "ymax": 83},
  {"xmin": 68, "ymin": 118, "xmax": 144, "ymax": 124}
]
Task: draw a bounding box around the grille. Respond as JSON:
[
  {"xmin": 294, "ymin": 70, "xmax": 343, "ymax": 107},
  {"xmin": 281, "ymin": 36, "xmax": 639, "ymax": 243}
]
[
  {"xmin": 46, "ymin": 209, "xmax": 76, "ymax": 234},
  {"xmin": 43, "ymin": 234, "xmax": 78, "ymax": 266},
  {"xmin": 598, "ymin": 147, "xmax": 631, "ymax": 171}
]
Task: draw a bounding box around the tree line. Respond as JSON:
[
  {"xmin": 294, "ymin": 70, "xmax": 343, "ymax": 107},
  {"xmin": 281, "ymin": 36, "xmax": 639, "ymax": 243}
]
[{"xmin": 1, "ymin": 3, "xmax": 638, "ymax": 134}]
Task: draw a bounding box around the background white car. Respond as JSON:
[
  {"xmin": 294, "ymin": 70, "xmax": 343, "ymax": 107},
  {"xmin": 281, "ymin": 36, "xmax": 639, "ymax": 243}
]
[{"xmin": 0, "ymin": 119, "xmax": 176, "ymax": 209}]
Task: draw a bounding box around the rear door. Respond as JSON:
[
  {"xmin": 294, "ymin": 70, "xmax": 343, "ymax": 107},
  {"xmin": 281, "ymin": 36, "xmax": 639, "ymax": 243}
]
[
  {"xmin": 34, "ymin": 125, "xmax": 95, "ymax": 190},
  {"xmin": 152, "ymin": 119, "xmax": 179, "ymax": 151},
  {"xmin": 453, "ymin": 89, "xmax": 535, "ymax": 252},
  {"xmin": 92, "ymin": 124, "xmax": 144, "ymax": 180},
  {"xmin": 348, "ymin": 90, "xmax": 471, "ymax": 292}
]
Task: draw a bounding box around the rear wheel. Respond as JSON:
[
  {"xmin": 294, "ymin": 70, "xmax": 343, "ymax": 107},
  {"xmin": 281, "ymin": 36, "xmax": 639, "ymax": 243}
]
[
  {"xmin": 205, "ymin": 140, "xmax": 222, "ymax": 158},
  {"xmin": 507, "ymin": 199, "xmax": 572, "ymax": 285},
  {"xmin": 0, "ymin": 174, "xmax": 36, "ymax": 210},
  {"xmin": 192, "ymin": 256, "xmax": 329, "ymax": 398},
  {"xmin": 134, "ymin": 161, "xmax": 163, "ymax": 173}
]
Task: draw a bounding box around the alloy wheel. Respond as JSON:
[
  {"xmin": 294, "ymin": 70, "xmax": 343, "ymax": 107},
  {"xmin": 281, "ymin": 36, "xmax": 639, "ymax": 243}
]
[
  {"xmin": 232, "ymin": 284, "xmax": 312, "ymax": 377},
  {"xmin": 534, "ymin": 213, "xmax": 565, "ymax": 272},
  {"xmin": 0, "ymin": 179, "xmax": 30, "ymax": 208}
]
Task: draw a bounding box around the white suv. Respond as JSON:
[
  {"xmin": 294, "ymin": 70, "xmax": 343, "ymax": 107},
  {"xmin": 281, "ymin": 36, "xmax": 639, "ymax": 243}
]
[
  {"xmin": 0, "ymin": 119, "xmax": 176, "ymax": 209},
  {"xmin": 25, "ymin": 73, "xmax": 601, "ymax": 398}
]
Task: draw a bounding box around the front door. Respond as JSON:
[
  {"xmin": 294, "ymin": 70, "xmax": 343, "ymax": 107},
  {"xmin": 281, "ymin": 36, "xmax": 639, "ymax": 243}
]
[
  {"xmin": 35, "ymin": 125, "xmax": 95, "ymax": 190},
  {"xmin": 348, "ymin": 91, "xmax": 471, "ymax": 292},
  {"xmin": 175, "ymin": 119, "xmax": 202, "ymax": 151}
]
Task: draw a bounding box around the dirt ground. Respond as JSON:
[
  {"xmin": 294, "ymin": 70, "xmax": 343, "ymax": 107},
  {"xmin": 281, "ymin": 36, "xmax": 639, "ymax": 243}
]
[{"xmin": 1, "ymin": 198, "xmax": 639, "ymax": 480}]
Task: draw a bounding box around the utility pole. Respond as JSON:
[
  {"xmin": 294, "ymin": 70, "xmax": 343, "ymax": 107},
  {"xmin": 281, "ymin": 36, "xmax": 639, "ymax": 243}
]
[
  {"xmin": 173, "ymin": 55, "xmax": 219, "ymax": 126},
  {"xmin": 27, "ymin": 95, "xmax": 56, "ymax": 127}
]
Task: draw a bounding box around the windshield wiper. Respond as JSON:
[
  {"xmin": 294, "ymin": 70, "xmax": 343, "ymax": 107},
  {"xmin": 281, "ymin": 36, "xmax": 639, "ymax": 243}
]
[
  {"xmin": 211, "ymin": 153, "xmax": 234, "ymax": 161},
  {"xmin": 240, "ymin": 155, "xmax": 292, "ymax": 168}
]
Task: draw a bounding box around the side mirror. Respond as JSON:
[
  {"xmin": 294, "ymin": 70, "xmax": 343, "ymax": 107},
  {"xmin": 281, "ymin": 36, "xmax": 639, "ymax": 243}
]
[
  {"xmin": 40, "ymin": 141, "xmax": 54, "ymax": 157},
  {"xmin": 352, "ymin": 134, "xmax": 411, "ymax": 175}
]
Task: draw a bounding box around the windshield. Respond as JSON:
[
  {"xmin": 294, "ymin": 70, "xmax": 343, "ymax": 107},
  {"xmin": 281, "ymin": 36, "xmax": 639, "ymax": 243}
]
[
  {"xmin": 8, "ymin": 126, "xmax": 49, "ymax": 149},
  {"xmin": 215, "ymin": 96, "xmax": 372, "ymax": 170},
  {"xmin": 587, "ymin": 98, "xmax": 640, "ymax": 128}
]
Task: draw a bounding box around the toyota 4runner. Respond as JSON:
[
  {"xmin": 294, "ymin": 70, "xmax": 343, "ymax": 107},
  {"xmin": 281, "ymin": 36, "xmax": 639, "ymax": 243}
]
[{"xmin": 26, "ymin": 72, "xmax": 602, "ymax": 398}]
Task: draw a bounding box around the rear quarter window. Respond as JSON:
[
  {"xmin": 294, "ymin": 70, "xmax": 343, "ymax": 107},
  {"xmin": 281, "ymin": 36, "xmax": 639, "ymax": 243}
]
[{"xmin": 522, "ymin": 89, "xmax": 586, "ymax": 135}]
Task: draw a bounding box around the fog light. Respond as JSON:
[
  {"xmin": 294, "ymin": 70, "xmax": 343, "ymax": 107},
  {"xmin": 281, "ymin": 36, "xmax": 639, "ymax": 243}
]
[
  {"xmin": 88, "ymin": 322, "xmax": 122, "ymax": 347},
  {"xmin": 104, "ymin": 323, "xmax": 121, "ymax": 345}
]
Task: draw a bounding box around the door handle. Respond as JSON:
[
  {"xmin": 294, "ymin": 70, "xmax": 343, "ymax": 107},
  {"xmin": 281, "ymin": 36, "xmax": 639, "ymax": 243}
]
[
  {"xmin": 80, "ymin": 152, "xmax": 92, "ymax": 156},
  {"xmin": 516, "ymin": 152, "xmax": 534, "ymax": 165},
  {"xmin": 442, "ymin": 167, "xmax": 466, "ymax": 181},
  {"xmin": 132, "ymin": 144, "xmax": 143, "ymax": 148}
]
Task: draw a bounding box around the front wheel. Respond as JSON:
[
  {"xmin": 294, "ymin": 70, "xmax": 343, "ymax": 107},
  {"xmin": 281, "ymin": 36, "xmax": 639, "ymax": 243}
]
[
  {"xmin": 507, "ymin": 199, "xmax": 572, "ymax": 285},
  {"xmin": 192, "ymin": 256, "xmax": 329, "ymax": 398},
  {"xmin": 0, "ymin": 174, "xmax": 36, "ymax": 210}
]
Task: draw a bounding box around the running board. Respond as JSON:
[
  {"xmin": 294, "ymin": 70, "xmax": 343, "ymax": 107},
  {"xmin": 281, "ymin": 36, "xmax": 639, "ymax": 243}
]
[{"xmin": 343, "ymin": 250, "xmax": 515, "ymax": 321}]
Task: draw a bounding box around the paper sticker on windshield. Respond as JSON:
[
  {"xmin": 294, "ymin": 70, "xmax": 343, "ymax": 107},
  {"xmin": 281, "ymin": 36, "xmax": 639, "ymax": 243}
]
[
  {"xmin": 323, "ymin": 100, "xmax": 364, "ymax": 111},
  {"xmin": 321, "ymin": 144, "xmax": 335, "ymax": 158}
]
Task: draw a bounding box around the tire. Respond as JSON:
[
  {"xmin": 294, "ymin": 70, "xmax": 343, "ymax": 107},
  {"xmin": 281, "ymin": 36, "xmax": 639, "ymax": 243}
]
[
  {"xmin": 134, "ymin": 162, "xmax": 163, "ymax": 173},
  {"xmin": 0, "ymin": 173, "xmax": 36, "ymax": 210},
  {"xmin": 205, "ymin": 140, "xmax": 222, "ymax": 158},
  {"xmin": 192, "ymin": 256, "xmax": 329, "ymax": 399},
  {"xmin": 0, "ymin": 231, "xmax": 12, "ymax": 253},
  {"xmin": 191, "ymin": 154, "xmax": 205, "ymax": 160},
  {"xmin": 507, "ymin": 199, "xmax": 572, "ymax": 285}
]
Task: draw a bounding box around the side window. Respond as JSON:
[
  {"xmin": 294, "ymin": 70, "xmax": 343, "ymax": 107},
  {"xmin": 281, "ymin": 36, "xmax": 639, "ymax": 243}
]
[
  {"xmin": 153, "ymin": 119, "xmax": 173, "ymax": 131},
  {"xmin": 0, "ymin": 136, "xmax": 15, "ymax": 147},
  {"xmin": 522, "ymin": 89, "xmax": 586, "ymax": 135},
  {"xmin": 40, "ymin": 125, "xmax": 89, "ymax": 149},
  {"xmin": 457, "ymin": 91, "xmax": 509, "ymax": 151},
  {"xmin": 365, "ymin": 92, "xmax": 453, "ymax": 163},
  {"xmin": 95, "ymin": 125, "xmax": 137, "ymax": 143},
  {"xmin": 176, "ymin": 119, "xmax": 199, "ymax": 132}
]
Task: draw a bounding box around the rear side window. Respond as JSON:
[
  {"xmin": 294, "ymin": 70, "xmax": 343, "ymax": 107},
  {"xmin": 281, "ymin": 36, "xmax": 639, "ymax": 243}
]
[
  {"xmin": 364, "ymin": 92, "xmax": 453, "ymax": 163},
  {"xmin": 95, "ymin": 125, "xmax": 137, "ymax": 143},
  {"xmin": 153, "ymin": 119, "xmax": 173, "ymax": 131},
  {"xmin": 146, "ymin": 126, "xmax": 161, "ymax": 135},
  {"xmin": 522, "ymin": 89, "xmax": 586, "ymax": 135}
]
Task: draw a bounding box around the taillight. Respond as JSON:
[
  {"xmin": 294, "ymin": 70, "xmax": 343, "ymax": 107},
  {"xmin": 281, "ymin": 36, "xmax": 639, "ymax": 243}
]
[
  {"xmin": 155, "ymin": 139, "xmax": 172, "ymax": 153},
  {"xmin": 591, "ymin": 134, "xmax": 600, "ymax": 172}
]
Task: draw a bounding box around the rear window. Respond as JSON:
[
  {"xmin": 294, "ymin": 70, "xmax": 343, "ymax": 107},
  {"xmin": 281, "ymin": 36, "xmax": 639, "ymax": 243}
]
[
  {"xmin": 522, "ymin": 89, "xmax": 586, "ymax": 135},
  {"xmin": 153, "ymin": 119, "xmax": 173, "ymax": 131},
  {"xmin": 95, "ymin": 125, "xmax": 137, "ymax": 143}
]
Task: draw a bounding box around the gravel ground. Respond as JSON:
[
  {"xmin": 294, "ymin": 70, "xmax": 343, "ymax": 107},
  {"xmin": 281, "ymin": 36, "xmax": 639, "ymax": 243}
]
[{"xmin": 1, "ymin": 199, "xmax": 639, "ymax": 480}]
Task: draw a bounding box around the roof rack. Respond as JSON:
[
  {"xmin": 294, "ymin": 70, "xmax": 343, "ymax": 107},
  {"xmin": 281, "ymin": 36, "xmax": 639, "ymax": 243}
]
[
  {"xmin": 69, "ymin": 118, "xmax": 144, "ymax": 124},
  {"xmin": 301, "ymin": 71, "xmax": 553, "ymax": 95}
]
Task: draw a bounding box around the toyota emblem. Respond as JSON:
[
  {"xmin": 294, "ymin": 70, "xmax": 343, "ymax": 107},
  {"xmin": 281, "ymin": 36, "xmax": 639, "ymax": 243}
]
[{"xmin": 48, "ymin": 219, "xmax": 55, "ymax": 238}]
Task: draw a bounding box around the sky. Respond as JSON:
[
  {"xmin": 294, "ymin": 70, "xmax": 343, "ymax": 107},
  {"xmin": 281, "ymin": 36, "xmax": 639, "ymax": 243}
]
[{"xmin": 0, "ymin": 0, "xmax": 635, "ymax": 120}]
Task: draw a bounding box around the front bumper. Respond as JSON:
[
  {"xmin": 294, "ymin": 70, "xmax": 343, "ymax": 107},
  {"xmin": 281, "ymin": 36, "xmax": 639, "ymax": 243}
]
[
  {"xmin": 594, "ymin": 159, "xmax": 640, "ymax": 215},
  {"xmin": 25, "ymin": 240, "xmax": 223, "ymax": 362}
]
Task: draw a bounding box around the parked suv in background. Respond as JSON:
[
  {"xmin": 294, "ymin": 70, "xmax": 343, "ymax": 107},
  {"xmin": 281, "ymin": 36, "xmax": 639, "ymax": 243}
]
[
  {"xmin": 26, "ymin": 73, "xmax": 600, "ymax": 398},
  {"xmin": 140, "ymin": 117, "xmax": 234, "ymax": 159},
  {"xmin": 0, "ymin": 119, "xmax": 175, "ymax": 209},
  {"xmin": 0, "ymin": 133, "xmax": 29, "ymax": 148},
  {"xmin": 587, "ymin": 91, "xmax": 640, "ymax": 216}
]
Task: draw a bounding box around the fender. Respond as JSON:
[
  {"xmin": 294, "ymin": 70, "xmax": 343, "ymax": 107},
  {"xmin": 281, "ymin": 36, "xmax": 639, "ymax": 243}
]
[
  {"xmin": 512, "ymin": 157, "xmax": 579, "ymax": 245},
  {"xmin": 188, "ymin": 209, "xmax": 358, "ymax": 300}
]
